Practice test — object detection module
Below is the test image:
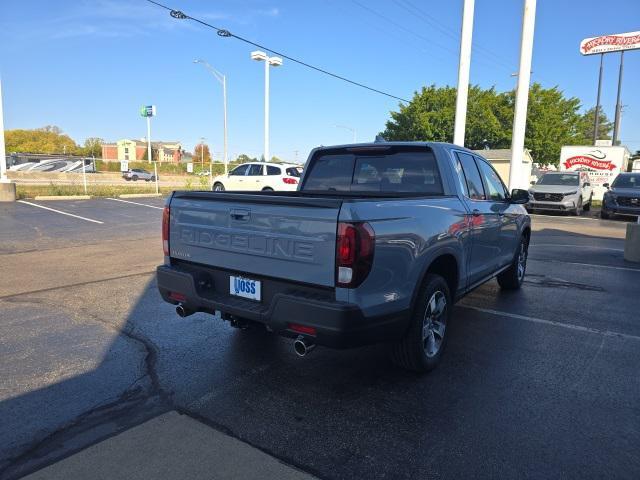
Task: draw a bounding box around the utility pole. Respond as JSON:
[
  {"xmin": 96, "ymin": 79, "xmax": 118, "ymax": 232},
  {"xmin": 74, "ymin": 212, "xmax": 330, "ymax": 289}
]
[
  {"xmin": 453, "ymin": 0, "xmax": 475, "ymax": 146},
  {"xmin": 509, "ymin": 0, "xmax": 537, "ymax": 191},
  {"xmin": 251, "ymin": 51, "xmax": 283, "ymax": 163},
  {"xmin": 612, "ymin": 51, "xmax": 624, "ymax": 145}
]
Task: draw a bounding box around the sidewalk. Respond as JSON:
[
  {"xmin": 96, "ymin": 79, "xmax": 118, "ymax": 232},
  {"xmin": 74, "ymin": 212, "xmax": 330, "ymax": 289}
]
[{"xmin": 25, "ymin": 411, "xmax": 316, "ymax": 480}]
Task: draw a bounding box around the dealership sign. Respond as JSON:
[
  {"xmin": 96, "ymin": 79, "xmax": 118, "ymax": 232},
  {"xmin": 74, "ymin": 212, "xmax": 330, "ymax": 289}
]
[
  {"xmin": 563, "ymin": 155, "xmax": 616, "ymax": 170},
  {"xmin": 580, "ymin": 31, "xmax": 640, "ymax": 55}
]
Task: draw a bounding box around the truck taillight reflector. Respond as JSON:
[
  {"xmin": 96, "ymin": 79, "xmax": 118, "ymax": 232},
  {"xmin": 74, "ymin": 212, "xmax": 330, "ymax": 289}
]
[
  {"xmin": 289, "ymin": 323, "xmax": 317, "ymax": 335},
  {"xmin": 162, "ymin": 206, "xmax": 170, "ymax": 256},
  {"xmin": 282, "ymin": 177, "xmax": 298, "ymax": 184},
  {"xmin": 336, "ymin": 222, "xmax": 374, "ymax": 288}
]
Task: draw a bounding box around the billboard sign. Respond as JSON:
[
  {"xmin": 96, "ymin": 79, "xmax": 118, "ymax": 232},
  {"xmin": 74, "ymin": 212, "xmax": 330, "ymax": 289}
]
[
  {"xmin": 120, "ymin": 160, "xmax": 129, "ymax": 172},
  {"xmin": 580, "ymin": 31, "xmax": 640, "ymax": 55},
  {"xmin": 140, "ymin": 105, "xmax": 156, "ymax": 117},
  {"xmin": 559, "ymin": 146, "xmax": 631, "ymax": 200}
]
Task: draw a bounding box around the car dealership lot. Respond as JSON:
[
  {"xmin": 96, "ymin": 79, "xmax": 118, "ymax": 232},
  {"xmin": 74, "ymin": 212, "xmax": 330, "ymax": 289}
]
[{"xmin": 0, "ymin": 199, "xmax": 639, "ymax": 479}]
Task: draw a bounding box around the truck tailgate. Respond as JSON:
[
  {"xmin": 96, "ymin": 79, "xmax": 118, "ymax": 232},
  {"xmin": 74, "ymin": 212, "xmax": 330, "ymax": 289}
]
[{"xmin": 169, "ymin": 192, "xmax": 342, "ymax": 287}]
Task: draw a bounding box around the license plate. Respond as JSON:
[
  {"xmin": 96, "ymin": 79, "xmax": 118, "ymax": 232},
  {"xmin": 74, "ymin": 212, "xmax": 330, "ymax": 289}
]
[{"xmin": 229, "ymin": 276, "xmax": 261, "ymax": 301}]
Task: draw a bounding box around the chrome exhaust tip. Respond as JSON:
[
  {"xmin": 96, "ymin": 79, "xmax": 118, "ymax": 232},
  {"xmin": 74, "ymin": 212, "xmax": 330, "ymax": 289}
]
[
  {"xmin": 176, "ymin": 304, "xmax": 194, "ymax": 318},
  {"xmin": 294, "ymin": 335, "xmax": 316, "ymax": 357}
]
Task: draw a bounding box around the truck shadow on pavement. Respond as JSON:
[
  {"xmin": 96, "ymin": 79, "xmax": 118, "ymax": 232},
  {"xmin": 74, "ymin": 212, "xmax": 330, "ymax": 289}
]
[{"xmin": 2, "ymin": 226, "xmax": 639, "ymax": 479}]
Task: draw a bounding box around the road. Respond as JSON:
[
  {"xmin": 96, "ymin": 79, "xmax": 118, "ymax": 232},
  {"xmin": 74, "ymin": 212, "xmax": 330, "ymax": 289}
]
[{"xmin": 0, "ymin": 198, "xmax": 639, "ymax": 479}]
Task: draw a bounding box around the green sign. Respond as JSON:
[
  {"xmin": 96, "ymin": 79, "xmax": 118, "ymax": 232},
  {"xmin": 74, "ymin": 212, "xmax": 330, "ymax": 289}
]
[{"xmin": 140, "ymin": 105, "xmax": 156, "ymax": 117}]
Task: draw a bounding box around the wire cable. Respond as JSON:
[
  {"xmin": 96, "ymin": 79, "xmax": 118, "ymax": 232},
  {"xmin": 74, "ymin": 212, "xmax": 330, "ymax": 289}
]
[{"xmin": 145, "ymin": 0, "xmax": 410, "ymax": 103}]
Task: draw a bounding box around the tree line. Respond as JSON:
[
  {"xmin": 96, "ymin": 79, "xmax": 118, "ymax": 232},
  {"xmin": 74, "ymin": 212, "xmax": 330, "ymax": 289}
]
[{"xmin": 380, "ymin": 83, "xmax": 612, "ymax": 165}]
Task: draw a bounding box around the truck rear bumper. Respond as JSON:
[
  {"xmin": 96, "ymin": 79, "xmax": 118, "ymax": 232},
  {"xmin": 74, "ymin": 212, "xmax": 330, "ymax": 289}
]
[{"xmin": 156, "ymin": 264, "xmax": 409, "ymax": 349}]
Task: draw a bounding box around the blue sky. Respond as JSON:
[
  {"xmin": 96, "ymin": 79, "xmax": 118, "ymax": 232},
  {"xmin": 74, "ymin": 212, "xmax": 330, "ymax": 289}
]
[{"xmin": 1, "ymin": 0, "xmax": 639, "ymax": 162}]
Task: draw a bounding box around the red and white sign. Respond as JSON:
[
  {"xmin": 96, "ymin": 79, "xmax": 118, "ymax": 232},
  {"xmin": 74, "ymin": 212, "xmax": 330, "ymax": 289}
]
[
  {"xmin": 580, "ymin": 31, "xmax": 640, "ymax": 55},
  {"xmin": 559, "ymin": 146, "xmax": 631, "ymax": 200},
  {"xmin": 563, "ymin": 155, "xmax": 616, "ymax": 171}
]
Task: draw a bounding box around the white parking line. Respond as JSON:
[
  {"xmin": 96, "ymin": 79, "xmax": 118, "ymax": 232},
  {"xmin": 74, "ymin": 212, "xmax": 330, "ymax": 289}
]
[
  {"xmin": 528, "ymin": 258, "xmax": 640, "ymax": 273},
  {"xmin": 460, "ymin": 305, "xmax": 640, "ymax": 342},
  {"xmin": 17, "ymin": 200, "xmax": 104, "ymax": 224},
  {"xmin": 106, "ymin": 198, "xmax": 164, "ymax": 210},
  {"xmin": 530, "ymin": 243, "xmax": 623, "ymax": 251}
]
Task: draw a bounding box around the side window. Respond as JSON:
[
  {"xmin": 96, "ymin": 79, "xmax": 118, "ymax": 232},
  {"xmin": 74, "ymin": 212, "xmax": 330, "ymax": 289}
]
[
  {"xmin": 476, "ymin": 159, "xmax": 508, "ymax": 201},
  {"xmin": 247, "ymin": 164, "xmax": 264, "ymax": 176},
  {"xmin": 267, "ymin": 165, "xmax": 280, "ymax": 175},
  {"xmin": 452, "ymin": 156, "xmax": 469, "ymax": 197},
  {"xmin": 230, "ymin": 165, "xmax": 249, "ymax": 176},
  {"xmin": 456, "ymin": 152, "xmax": 485, "ymax": 200}
]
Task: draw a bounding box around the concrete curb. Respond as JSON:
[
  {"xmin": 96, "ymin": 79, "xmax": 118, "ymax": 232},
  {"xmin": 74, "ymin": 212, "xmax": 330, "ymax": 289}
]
[
  {"xmin": 118, "ymin": 193, "xmax": 164, "ymax": 198},
  {"xmin": 34, "ymin": 195, "xmax": 92, "ymax": 201}
]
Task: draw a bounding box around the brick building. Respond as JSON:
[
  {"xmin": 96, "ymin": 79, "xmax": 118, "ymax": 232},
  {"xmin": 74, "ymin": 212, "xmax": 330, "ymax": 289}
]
[{"xmin": 101, "ymin": 139, "xmax": 182, "ymax": 162}]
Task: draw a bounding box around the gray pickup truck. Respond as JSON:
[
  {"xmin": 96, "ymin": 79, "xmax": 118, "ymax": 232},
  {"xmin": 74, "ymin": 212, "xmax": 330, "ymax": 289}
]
[{"xmin": 157, "ymin": 142, "xmax": 531, "ymax": 372}]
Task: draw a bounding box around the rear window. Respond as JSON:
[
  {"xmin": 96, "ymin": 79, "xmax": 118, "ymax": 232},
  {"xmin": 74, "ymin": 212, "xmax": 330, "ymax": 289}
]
[{"xmin": 302, "ymin": 149, "xmax": 443, "ymax": 194}]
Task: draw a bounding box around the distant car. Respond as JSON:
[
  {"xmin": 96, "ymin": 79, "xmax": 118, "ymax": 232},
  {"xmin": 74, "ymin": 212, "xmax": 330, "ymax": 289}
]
[
  {"xmin": 527, "ymin": 171, "xmax": 593, "ymax": 215},
  {"xmin": 123, "ymin": 168, "xmax": 156, "ymax": 182},
  {"xmin": 211, "ymin": 162, "xmax": 302, "ymax": 192},
  {"xmin": 601, "ymin": 173, "xmax": 640, "ymax": 219}
]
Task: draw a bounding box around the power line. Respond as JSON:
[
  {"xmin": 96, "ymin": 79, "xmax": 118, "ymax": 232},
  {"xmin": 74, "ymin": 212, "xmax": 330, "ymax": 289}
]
[{"xmin": 145, "ymin": 0, "xmax": 410, "ymax": 103}]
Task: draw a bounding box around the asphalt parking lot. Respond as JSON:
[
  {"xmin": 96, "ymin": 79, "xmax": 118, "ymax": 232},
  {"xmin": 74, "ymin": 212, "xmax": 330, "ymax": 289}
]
[{"xmin": 0, "ymin": 198, "xmax": 639, "ymax": 479}]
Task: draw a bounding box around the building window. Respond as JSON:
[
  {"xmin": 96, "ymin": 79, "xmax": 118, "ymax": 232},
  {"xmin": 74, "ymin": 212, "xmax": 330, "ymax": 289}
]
[
  {"xmin": 125, "ymin": 154, "xmax": 129, "ymax": 160},
  {"xmin": 124, "ymin": 148, "xmax": 129, "ymax": 154}
]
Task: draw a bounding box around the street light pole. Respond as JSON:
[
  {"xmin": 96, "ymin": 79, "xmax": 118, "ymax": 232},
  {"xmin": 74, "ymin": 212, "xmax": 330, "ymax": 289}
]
[
  {"xmin": 453, "ymin": 0, "xmax": 475, "ymax": 146},
  {"xmin": 509, "ymin": 0, "xmax": 537, "ymax": 191},
  {"xmin": 251, "ymin": 51, "xmax": 283, "ymax": 163},
  {"xmin": 334, "ymin": 125, "xmax": 357, "ymax": 143},
  {"xmin": 194, "ymin": 59, "xmax": 228, "ymax": 174}
]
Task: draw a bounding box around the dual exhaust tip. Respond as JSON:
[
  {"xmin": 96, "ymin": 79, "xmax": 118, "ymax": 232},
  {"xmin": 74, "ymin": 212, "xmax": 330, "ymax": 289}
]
[
  {"xmin": 176, "ymin": 304, "xmax": 194, "ymax": 318},
  {"xmin": 294, "ymin": 335, "xmax": 316, "ymax": 357}
]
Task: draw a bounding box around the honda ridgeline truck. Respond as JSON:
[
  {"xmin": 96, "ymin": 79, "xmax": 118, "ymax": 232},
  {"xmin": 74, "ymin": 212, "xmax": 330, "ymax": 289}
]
[{"xmin": 157, "ymin": 142, "xmax": 531, "ymax": 372}]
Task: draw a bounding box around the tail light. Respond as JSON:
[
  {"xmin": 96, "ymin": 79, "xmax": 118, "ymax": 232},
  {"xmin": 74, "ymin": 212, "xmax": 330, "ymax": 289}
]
[
  {"xmin": 162, "ymin": 206, "xmax": 170, "ymax": 256},
  {"xmin": 282, "ymin": 177, "xmax": 298, "ymax": 184},
  {"xmin": 336, "ymin": 222, "xmax": 375, "ymax": 288}
]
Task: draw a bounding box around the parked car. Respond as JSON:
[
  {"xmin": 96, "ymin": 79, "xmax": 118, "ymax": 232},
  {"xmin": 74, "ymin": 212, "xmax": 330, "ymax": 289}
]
[
  {"xmin": 157, "ymin": 142, "xmax": 531, "ymax": 372},
  {"xmin": 601, "ymin": 173, "xmax": 640, "ymax": 219},
  {"xmin": 211, "ymin": 162, "xmax": 301, "ymax": 191},
  {"xmin": 527, "ymin": 171, "xmax": 593, "ymax": 215},
  {"xmin": 123, "ymin": 168, "xmax": 156, "ymax": 182}
]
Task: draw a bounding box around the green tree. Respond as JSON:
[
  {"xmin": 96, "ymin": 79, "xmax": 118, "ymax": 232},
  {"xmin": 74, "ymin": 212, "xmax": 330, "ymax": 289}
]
[
  {"xmin": 236, "ymin": 154, "xmax": 255, "ymax": 163},
  {"xmin": 5, "ymin": 126, "xmax": 80, "ymax": 154},
  {"xmin": 82, "ymin": 137, "xmax": 104, "ymax": 158},
  {"xmin": 381, "ymin": 83, "xmax": 590, "ymax": 166},
  {"xmin": 573, "ymin": 107, "xmax": 613, "ymax": 145}
]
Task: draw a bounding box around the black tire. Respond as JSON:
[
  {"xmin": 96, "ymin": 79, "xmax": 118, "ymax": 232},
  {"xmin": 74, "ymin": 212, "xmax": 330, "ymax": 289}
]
[
  {"xmin": 151, "ymin": 176, "xmax": 156, "ymax": 182},
  {"xmin": 132, "ymin": 175, "xmax": 138, "ymax": 181},
  {"xmin": 583, "ymin": 195, "xmax": 592, "ymax": 212},
  {"xmin": 600, "ymin": 209, "xmax": 610, "ymax": 220},
  {"xmin": 391, "ymin": 274, "xmax": 451, "ymax": 373},
  {"xmin": 262, "ymin": 187, "xmax": 274, "ymax": 191},
  {"xmin": 213, "ymin": 182, "xmax": 225, "ymax": 192},
  {"xmin": 497, "ymin": 236, "xmax": 528, "ymax": 290},
  {"xmin": 571, "ymin": 197, "xmax": 583, "ymax": 216}
]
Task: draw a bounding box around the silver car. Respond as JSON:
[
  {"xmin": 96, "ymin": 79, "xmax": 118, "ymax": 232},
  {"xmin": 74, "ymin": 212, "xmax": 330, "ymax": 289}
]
[
  {"xmin": 123, "ymin": 168, "xmax": 156, "ymax": 182},
  {"xmin": 527, "ymin": 171, "xmax": 593, "ymax": 215}
]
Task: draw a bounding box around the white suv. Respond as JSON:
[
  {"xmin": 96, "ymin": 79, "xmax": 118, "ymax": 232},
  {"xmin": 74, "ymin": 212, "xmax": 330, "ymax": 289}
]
[
  {"xmin": 211, "ymin": 162, "xmax": 302, "ymax": 192},
  {"xmin": 527, "ymin": 171, "xmax": 593, "ymax": 215}
]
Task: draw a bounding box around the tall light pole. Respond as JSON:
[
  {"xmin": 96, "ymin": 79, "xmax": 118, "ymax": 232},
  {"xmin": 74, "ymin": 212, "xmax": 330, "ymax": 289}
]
[
  {"xmin": 453, "ymin": 0, "xmax": 475, "ymax": 146},
  {"xmin": 509, "ymin": 0, "xmax": 537, "ymax": 191},
  {"xmin": 194, "ymin": 59, "xmax": 228, "ymax": 174},
  {"xmin": 251, "ymin": 51, "xmax": 282, "ymax": 163},
  {"xmin": 0, "ymin": 77, "xmax": 17, "ymax": 202},
  {"xmin": 334, "ymin": 124, "xmax": 357, "ymax": 143}
]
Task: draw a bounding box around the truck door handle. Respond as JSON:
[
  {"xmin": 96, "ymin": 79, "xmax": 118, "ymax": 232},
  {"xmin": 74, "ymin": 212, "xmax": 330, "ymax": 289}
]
[
  {"xmin": 230, "ymin": 209, "xmax": 250, "ymax": 220},
  {"xmin": 472, "ymin": 209, "xmax": 481, "ymax": 217}
]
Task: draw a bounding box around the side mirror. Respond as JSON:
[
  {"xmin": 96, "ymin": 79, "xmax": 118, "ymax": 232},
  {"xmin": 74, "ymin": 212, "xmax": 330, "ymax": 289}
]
[
  {"xmin": 530, "ymin": 180, "xmax": 536, "ymax": 185},
  {"xmin": 584, "ymin": 182, "xmax": 591, "ymax": 187},
  {"xmin": 510, "ymin": 188, "xmax": 529, "ymax": 204},
  {"xmin": 603, "ymin": 183, "xmax": 610, "ymax": 189}
]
